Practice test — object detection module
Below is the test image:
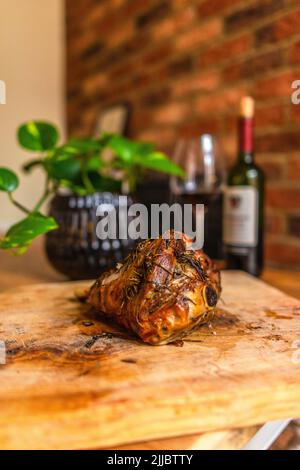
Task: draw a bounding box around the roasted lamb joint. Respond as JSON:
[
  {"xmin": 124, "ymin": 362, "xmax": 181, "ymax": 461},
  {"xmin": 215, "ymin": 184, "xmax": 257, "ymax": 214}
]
[{"xmin": 88, "ymin": 232, "xmax": 221, "ymax": 345}]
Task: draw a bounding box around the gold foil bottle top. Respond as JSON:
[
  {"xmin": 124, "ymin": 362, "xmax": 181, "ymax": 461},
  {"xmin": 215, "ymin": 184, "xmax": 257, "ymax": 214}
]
[{"xmin": 239, "ymin": 96, "xmax": 255, "ymax": 118}]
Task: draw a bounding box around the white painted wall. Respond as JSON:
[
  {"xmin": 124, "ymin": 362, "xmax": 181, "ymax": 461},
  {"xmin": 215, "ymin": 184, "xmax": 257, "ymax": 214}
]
[{"xmin": 0, "ymin": 0, "xmax": 65, "ymax": 230}]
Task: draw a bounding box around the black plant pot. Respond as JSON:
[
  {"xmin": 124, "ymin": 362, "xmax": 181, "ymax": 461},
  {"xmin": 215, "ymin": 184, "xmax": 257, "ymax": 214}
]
[{"xmin": 45, "ymin": 192, "xmax": 136, "ymax": 280}]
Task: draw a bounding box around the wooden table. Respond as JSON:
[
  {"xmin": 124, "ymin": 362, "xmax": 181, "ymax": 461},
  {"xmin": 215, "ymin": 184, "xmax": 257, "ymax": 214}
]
[{"xmin": 0, "ymin": 239, "xmax": 299, "ymax": 450}]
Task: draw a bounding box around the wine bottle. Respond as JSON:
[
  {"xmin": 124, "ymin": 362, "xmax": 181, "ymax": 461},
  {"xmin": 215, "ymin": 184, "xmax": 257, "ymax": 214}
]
[{"xmin": 223, "ymin": 96, "xmax": 264, "ymax": 276}]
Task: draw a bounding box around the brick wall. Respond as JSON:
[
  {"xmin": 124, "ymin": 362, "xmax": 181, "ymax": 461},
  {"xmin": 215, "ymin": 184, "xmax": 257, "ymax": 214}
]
[{"xmin": 66, "ymin": 0, "xmax": 300, "ymax": 269}]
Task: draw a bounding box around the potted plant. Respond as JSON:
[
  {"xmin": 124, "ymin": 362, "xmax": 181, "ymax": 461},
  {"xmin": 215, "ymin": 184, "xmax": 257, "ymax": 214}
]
[{"xmin": 0, "ymin": 121, "xmax": 184, "ymax": 279}]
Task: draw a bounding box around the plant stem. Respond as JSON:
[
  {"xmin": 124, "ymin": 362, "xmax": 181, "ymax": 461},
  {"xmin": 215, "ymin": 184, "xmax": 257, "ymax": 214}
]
[
  {"xmin": 33, "ymin": 189, "xmax": 50, "ymax": 213},
  {"xmin": 128, "ymin": 167, "xmax": 138, "ymax": 194},
  {"xmin": 33, "ymin": 177, "xmax": 53, "ymax": 213},
  {"xmin": 8, "ymin": 193, "xmax": 31, "ymax": 214},
  {"xmin": 82, "ymin": 162, "xmax": 95, "ymax": 194}
]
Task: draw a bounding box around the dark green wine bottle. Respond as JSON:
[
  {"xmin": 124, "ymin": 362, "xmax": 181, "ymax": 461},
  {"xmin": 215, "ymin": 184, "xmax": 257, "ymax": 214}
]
[{"xmin": 223, "ymin": 97, "xmax": 265, "ymax": 277}]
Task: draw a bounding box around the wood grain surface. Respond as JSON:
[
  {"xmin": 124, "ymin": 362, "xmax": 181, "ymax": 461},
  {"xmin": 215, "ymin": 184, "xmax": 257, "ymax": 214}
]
[{"xmin": 0, "ymin": 271, "xmax": 300, "ymax": 450}]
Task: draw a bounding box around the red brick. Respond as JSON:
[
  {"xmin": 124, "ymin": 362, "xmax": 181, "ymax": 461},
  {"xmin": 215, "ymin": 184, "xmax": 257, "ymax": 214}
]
[
  {"xmin": 69, "ymin": 29, "xmax": 98, "ymax": 58},
  {"xmin": 256, "ymin": 11, "xmax": 300, "ymax": 45},
  {"xmin": 179, "ymin": 117, "xmax": 220, "ymax": 138},
  {"xmin": 137, "ymin": 127, "xmax": 177, "ymax": 149},
  {"xmin": 288, "ymin": 157, "xmax": 300, "ymax": 180},
  {"xmin": 197, "ymin": 0, "xmax": 244, "ymax": 18},
  {"xmin": 289, "ymin": 104, "xmax": 300, "ymax": 124},
  {"xmin": 225, "ymin": 0, "xmax": 284, "ymax": 31},
  {"xmin": 152, "ymin": 8, "xmax": 195, "ymax": 40},
  {"xmin": 107, "ymin": 22, "xmax": 134, "ymax": 48},
  {"xmin": 222, "ymin": 63, "xmax": 242, "ymax": 83},
  {"xmin": 129, "ymin": 111, "xmax": 153, "ymax": 134},
  {"xmin": 259, "ymin": 159, "xmax": 285, "ymax": 180},
  {"xmin": 131, "ymin": 72, "xmax": 152, "ymax": 92},
  {"xmin": 66, "ymin": 0, "xmax": 300, "ymax": 269},
  {"xmin": 168, "ymin": 56, "xmax": 194, "ymax": 77},
  {"xmin": 255, "ymin": 104, "xmax": 286, "ymax": 128},
  {"xmin": 139, "ymin": 87, "xmax": 171, "ymax": 107},
  {"xmin": 83, "ymin": 3, "xmax": 108, "ymax": 26},
  {"xmin": 256, "ymin": 130, "xmax": 300, "ymax": 152},
  {"xmin": 120, "ymin": 0, "xmax": 153, "ymax": 18},
  {"xmin": 265, "ymin": 212, "xmax": 285, "ymax": 235},
  {"xmin": 289, "ymin": 40, "xmax": 300, "ymax": 65},
  {"xmin": 67, "ymin": 0, "xmax": 96, "ymax": 23},
  {"xmin": 81, "ymin": 107, "xmax": 98, "ymax": 130},
  {"xmin": 222, "ymin": 135, "xmax": 237, "ymax": 160},
  {"xmin": 200, "ymin": 34, "xmax": 251, "ymax": 67},
  {"xmin": 90, "ymin": 12, "xmax": 119, "ymax": 36},
  {"xmin": 223, "ymin": 50, "xmax": 283, "ymax": 83},
  {"xmin": 172, "ymin": 71, "xmax": 220, "ymax": 97},
  {"xmin": 154, "ymin": 102, "xmax": 190, "ymax": 125},
  {"xmin": 136, "ymin": 1, "xmax": 172, "ymax": 29},
  {"xmin": 223, "ymin": 114, "xmax": 236, "ymax": 133},
  {"xmin": 86, "ymin": 1, "xmax": 144, "ymax": 27},
  {"xmin": 172, "ymin": 0, "xmax": 193, "ymax": 7},
  {"xmin": 288, "ymin": 215, "xmax": 300, "ymax": 237},
  {"xmin": 96, "ymin": 31, "xmax": 151, "ymax": 71},
  {"xmin": 254, "ymin": 71, "xmax": 300, "ymax": 99},
  {"xmin": 196, "ymin": 86, "xmax": 248, "ymax": 115},
  {"xmin": 266, "ymin": 188, "xmax": 300, "ymax": 210},
  {"xmin": 141, "ymin": 44, "xmax": 174, "ymax": 67},
  {"xmin": 110, "ymin": 0, "xmax": 126, "ymax": 8},
  {"xmin": 109, "ymin": 61, "xmax": 135, "ymax": 81},
  {"xmin": 82, "ymin": 72, "xmax": 108, "ymax": 96},
  {"xmin": 265, "ymin": 241, "xmax": 300, "ymax": 267},
  {"xmin": 176, "ymin": 18, "xmax": 222, "ymax": 51}
]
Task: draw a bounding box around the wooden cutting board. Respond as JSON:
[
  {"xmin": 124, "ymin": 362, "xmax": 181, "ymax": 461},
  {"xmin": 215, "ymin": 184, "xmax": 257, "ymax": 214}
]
[{"xmin": 0, "ymin": 271, "xmax": 300, "ymax": 450}]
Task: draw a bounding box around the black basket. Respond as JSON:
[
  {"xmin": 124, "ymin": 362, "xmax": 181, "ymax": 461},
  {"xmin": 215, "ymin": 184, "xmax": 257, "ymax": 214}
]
[{"xmin": 45, "ymin": 192, "xmax": 136, "ymax": 280}]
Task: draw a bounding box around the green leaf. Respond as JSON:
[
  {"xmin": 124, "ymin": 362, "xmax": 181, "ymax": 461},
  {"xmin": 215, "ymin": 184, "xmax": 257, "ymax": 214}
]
[
  {"xmin": 17, "ymin": 121, "xmax": 59, "ymax": 151},
  {"xmin": 59, "ymin": 173, "xmax": 121, "ymax": 195},
  {"xmin": 106, "ymin": 135, "xmax": 184, "ymax": 177},
  {"xmin": 46, "ymin": 155, "xmax": 81, "ymax": 181},
  {"xmin": 22, "ymin": 159, "xmax": 44, "ymax": 173},
  {"xmin": 59, "ymin": 180, "xmax": 88, "ymax": 196},
  {"xmin": 86, "ymin": 155, "xmax": 104, "ymax": 172},
  {"xmin": 55, "ymin": 139, "xmax": 103, "ymax": 159},
  {"xmin": 54, "ymin": 145, "xmax": 79, "ymax": 157},
  {"xmin": 50, "ymin": 141, "xmax": 104, "ymax": 180},
  {"xmin": 0, "ymin": 213, "xmax": 58, "ymax": 253},
  {"xmin": 135, "ymin": 152, "xmax": 186, "ymax": 177},
  {"xmin": 97, "ymin": 132, "xmax": 114, "ymax": 146},
  {"xmin": 135, "ymin": 141, "xmax": 155, "ymax": 155},
  {"xmin": 108, "ymin": 135, "xmax": 154, "ymax": 164},
  {"xmin": 108, "ymin": 136, "xmax": 136, "ymax": 163},
  {"xmin": 65, "ymin": 138, "xmax": 103, "ymax": 153},
  {"xmin": 89, "ymin": 173, "xmax": 122, "ymax": 193},
  {"xmin": 0, "ymin": 168, "xmax": 19, "ymax": 192}
]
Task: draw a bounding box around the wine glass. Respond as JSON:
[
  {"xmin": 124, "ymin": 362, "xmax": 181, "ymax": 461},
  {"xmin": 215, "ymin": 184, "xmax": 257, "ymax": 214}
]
[
  {"xmin": 170, "ymin": 135, "xmax": 227, "ymax": 258},
  {"xmin": 171, "ymin": 136, "xmax": 226, "ymax": 206}
]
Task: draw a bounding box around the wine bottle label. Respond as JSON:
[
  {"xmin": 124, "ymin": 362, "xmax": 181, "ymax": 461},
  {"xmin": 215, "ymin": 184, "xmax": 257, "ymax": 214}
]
[{"xmin": 223, "ymin": 186, "xmax": 258, "ymax": 247}]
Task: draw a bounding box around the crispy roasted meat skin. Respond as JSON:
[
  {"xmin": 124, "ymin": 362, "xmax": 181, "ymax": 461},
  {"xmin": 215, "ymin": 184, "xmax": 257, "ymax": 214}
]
[{"xmin": 88, "ymin": 233, "xmax": 221, "ymax": 345}]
